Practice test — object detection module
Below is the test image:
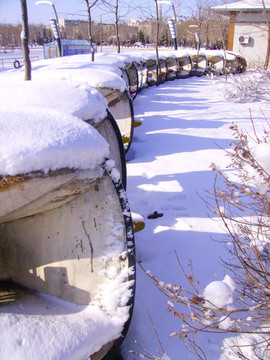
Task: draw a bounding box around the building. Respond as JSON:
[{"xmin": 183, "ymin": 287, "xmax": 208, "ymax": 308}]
[
  {"xmin": 59, "ymin": 19, "xmax": 88, "ymax": 28},
  {"xmin": 43, "ymin": 39, "xmax": 94, "ymax": 59},
  {"xmin": 138, "ymin": 21, "xmax": 156, "ymax": 43},
  {"xmin": 213, "ymin": 0, "xmax": 270, "ymax": 68},
  {"xmin": 128, "ymin": 18, "xmax": 140, "ymax": 27}
]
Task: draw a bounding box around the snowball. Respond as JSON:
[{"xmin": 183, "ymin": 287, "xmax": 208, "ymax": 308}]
[
  {"xmin": 219, "ymin": 315, "xmax": 234, "ymax": 330},
  {"xmin": 252, "ymin": 142, "xmax": 270, "ymax": 174},
  {"xmin": 250, "ymin": 142, "xmax": 270, "ymax": 194},
  {"xmin": 223, "ymin": 275, "xmax": 236, "ymax": 292},
  {"xmin": 131, "ymin": 212, "xmax": 145, "ymax": 223},
  {"xmin": 203, "ymin": 278, "xmax": 234, "ymax": 309}
]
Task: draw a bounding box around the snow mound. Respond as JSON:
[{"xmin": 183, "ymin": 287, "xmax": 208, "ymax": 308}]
[
  {"xmin": 0, "ymin": 106, "xmax": 109, "ymax": 176},
  {"xmin": 95, "ymin": 52, "xmax": 134, "ymax": 67},
  {"xmin": 251, "ymin": 142, "xmax": 270, "ymax": 174},
  {"xmin": 203, "ymin": 275, "xmax": 235, "ymax": 309},
  {"xmin": 0, "ymin": 289, "xmax": 129, "ymax": 360},
  {"xmin": 0, "ymin": 79, "xmax": 107, "ymax": 122},
  {"xmin": 4, "ymin": 55, "xmax": 127, "ymax": 92}
]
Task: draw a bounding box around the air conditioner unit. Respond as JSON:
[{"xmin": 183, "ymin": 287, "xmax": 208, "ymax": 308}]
[{"xmin": 239, "ymin": 35, "xmax": 250, "ymax": 44}]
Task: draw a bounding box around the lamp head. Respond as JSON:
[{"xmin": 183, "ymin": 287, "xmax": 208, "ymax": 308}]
[
  {"xmin": 157, "ymin": 0, "xmax": 172, "ymax": 4},
  {"xmin": 35, "ymin": 1, "xmax": 55, "ymax": 6}
]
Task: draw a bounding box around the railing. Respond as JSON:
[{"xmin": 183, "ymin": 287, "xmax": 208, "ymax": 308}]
[{"xmin": 0, "ymin": 56, "xmax": 40, "ymax": 71}]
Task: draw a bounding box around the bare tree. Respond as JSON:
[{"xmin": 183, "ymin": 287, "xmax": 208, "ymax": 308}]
[
  {"xmin": 100, "ymin": 0, "xmax": 121, "ymax": 52},
  {"xmin": 20, "ymin": 0, "xmax": 31, "ymax": 80},
  {"xmin": 100, "ymin": 0, "xmax": 135, "ymax": 52},
  {"xmin": 188, "ymin": 0, "xmax": 229, "ymax": 49},
  {"xmin": 85, "ymin": 0, "xmax": 99, "ymax": 61},
  {"xmin": 115, "ymin": 0, "xmax": 120, "ymax": 53},
  {"xmin": 261, "ymin": 0, "xmax": 270, "ymax": 69},
  {"xmin": 154, "ymin": 0, "xmax": 160, "ymax": 86}
]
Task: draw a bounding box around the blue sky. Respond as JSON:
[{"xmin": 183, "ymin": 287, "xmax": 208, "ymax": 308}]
[
  {"xmin": 0, "ymin": 0, "xmax": 161, "ymax": 25},
  {"xmin": 0, "ymin": 0, "xmax": 187, "ymax": 25},
  {"xmin": 0, "ymin": 0, "xmax": 100, "ymax": 25}
]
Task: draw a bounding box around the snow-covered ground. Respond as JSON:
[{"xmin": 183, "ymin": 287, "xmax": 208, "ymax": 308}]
[
  {"xmin": 0, "ymin": 47, "xmax": 44, "ymax": 70},
  {"xmin": 121, "ymin": 75, "xmax": 270, "ymax": 359},
  {"xmin": 0, "ymin": 50, "xmax": 269, "ymax": 359}
]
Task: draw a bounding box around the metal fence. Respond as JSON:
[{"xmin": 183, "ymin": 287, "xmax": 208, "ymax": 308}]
[{"xmin": 0, "ymin": 56, "xmax": 40, "ymax": 71}]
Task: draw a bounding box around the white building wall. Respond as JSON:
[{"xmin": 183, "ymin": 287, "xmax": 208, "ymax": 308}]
[{"xmin": 233, "ymin": 22, "xmax": 268, "ymax": 67}]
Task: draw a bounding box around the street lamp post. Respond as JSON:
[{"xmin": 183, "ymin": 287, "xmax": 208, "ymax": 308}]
[
  {"xmin": 35, "ymin": 0, "xmax": 62, "ymax": 56},
  {"xmin": 189, "ymin": 24, "xmax": 200, "ymax": 51},
  {"xmin": 157, "ymin": 0, "xmax": 178, "ymax": 50}
]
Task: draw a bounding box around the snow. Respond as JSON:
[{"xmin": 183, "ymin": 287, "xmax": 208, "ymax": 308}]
[
  {"xmin": 0, "ymin": 106, "xmax": 109, "ymax": 176},
  {"xmin": 218, "ymin": 316, "xmax": 235, "ymax": 330},
  {"xmin": 204, "ymin": 49, "xmax": 226, "ymax": 57},
  {"xmin": 2, "ymin": 55, "xmax": 127, "ymax": 92},
  {"xmin": 203, "ymin": 277, "xmax": 234, "ymax": 309},
  {"xmin": 103, "ymin": 159, "xmax": 121, "ymax": 183},
  {"xmin": 95, "ymin": 52, "xmax": 134, "ymax": 67},
  {"xmin": 0, "ymin": 79, "xmax": 108, "ymax": 122},
  {"xmin": 213, "ymin": 0, "xmax": 270, "ymax": 11},
  {"xmin": 159, "ymin": 50, "xmax": 177, "ymax": 59},
  {"xmin": 1, "ymin": 50, "xmax": 270, "ymax": 359},
  {"xmin": 121, "ymin": 73, "xmax": 269, "ymax": 360},
  {"xmin": 175, "ymin": 49, "xmax": 190, "ymax": 58},
  {"xmin": 220, "ymin": 328, "xmax": 270, "ymax": 359},
  {"xmin": 251, "ymin": 142, "xmax": 270, "ymax": 174},
  {"xmin": 0, "ymin": 290, "xmax": 127, "ymax": 360}
]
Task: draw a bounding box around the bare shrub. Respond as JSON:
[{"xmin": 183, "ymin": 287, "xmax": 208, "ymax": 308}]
[
  {"xmin": 221, "ymin": 70, "xmax": 270, "ymax": 103},
  {"xmin": 129, "ymin": 309, "xmax": 171, "ymax": 360},
  {"xmin": 137, "ymin": 116, "xmax": 270, "ymax": 359}
]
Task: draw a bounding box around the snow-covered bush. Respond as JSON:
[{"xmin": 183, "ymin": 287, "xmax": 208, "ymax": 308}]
[
  {"xmin": 139, "ymin": 117, "xmax": 270, "ymax": 360},
  {"xmin": 222, "ymin": 70, "xmax": 270, "ymax": 103}
]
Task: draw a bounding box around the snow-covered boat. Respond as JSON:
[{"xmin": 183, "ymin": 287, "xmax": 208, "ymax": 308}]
[
  {"xmin": 188, "ymin": 50, "xmax": 208, "ymax": 77},
  {"xmin": 95, "ymin": 53, "xmax": 139, "ymax": 101},
  {"xmin": 0, "ymin": 78, "xmax": 127, "ymax": 188},
  {"xmin": 158, "ymin": 54, "xmax": 168, "ymax": 84},
  {"xmin": 97, "ymin": 87, "xmax": 134, "ymax": 154},
  {"xmin": 5, "ymin": 54, "xmax": 134, "ymax": 158},
  {"xmin": 143, "ymin": 52, "xmax": 168, "ymax": 86},
  {"xmin": 145, "ymin": 57, "xmax": 158, "ymax": 86},
  {"xmin": 205, "ymin": 50, "xmax": 225, "ymax": 75},
  {"xmin": 137, "ymin": 58, "xmax": 149, "ymax": 91},
  {"xmin": 128, "ymin": 54, "xmax": 148, "ymax": 92},
  {"xmin": 175, "ymin": 50, "xmax": 192, "ymax": 78},
  {"xmin": 225, "ymin": 50, "xmax": 247, "ymax": 73},
  {"xmin": 162, "ymin": 51, "xmax": 178, "ymax": 81},
  {"xmin": 0, "ymin": 105, "xmax": 135, "ymax": 360},
  {"xmin": 126, "ymin": 61, "xmax": 139, "ymax": 100}
]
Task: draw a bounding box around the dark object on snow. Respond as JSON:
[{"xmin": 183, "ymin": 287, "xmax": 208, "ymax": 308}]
[
  {"xmin": 102, "ymin": 348, "xmax": 124, "ymax": 360},
  {"xmin": 147, "ymin": 211, "xmax": 163, "ymax": 219}
]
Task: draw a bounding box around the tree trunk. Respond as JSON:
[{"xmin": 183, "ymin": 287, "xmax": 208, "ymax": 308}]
[
  {"xmin": 262, "ymin": 0, "xmax": 270, "ymax": 69},
  {"xmin": 154, "ymin": 0, "xmax": 160, "ymax": 86},
  {"xmin": 85, "ymin": 0, "xmax": 96, "ymax": 62},
  {"xmin": 266, "ymin": 26, "xmax": 270, "ymax": 69},
  {"xmin": 115, "ymin": 0, "xmax": 120, "ymax": 53},
  {"xmin": 20, "ymin": 0, "xmax": 31, "ymax": 80}
]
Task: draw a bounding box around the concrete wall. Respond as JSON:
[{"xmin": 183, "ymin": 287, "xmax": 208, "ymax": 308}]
[{"xmin": 233, "ymin": 22, "xmax": 268, "ymax": 68}]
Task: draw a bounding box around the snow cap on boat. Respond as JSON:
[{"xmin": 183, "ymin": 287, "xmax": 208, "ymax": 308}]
[
  {"xmin": 4, "ymin": 55, "xmax": 127, "ymax": 92},
  {"xmin": 0, "ymin": 106, "xmax": 109, "ymax": 176},
  {"xmin": 0, "ymin": 78, "xmax": 108, "ymax": 123}
]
